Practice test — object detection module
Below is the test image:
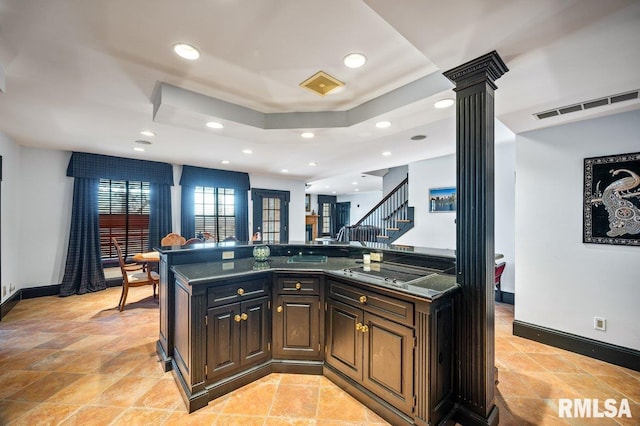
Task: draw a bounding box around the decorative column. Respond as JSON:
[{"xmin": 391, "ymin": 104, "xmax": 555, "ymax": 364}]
[{"xmin": 443, "ymin": 51, "xmax": 508, "ymax": 426}]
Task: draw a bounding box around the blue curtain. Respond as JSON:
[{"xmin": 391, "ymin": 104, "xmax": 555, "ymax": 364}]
[
  {"xmin": 62, "ymin": 152, "xmax": 174, "ymax": 296},
  {"xmin": 60, "ymin": 178, "xmax": 106, "ymax": 296},
  {"xmin": 180, "ymin": 185, "xmax": 195, "ymax": 239},
  {"xmin": 235, "ymin": 190, "xmax": 249, "ymax": 242},
  {"xmin": 180, "ymin": 166, "xmax": 250, "ymax": 241},
  {"xmin": 148, "ymin": 183, "xmax": 172, "ymax": 251}
]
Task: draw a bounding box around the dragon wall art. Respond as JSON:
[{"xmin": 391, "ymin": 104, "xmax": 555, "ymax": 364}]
[{"xmin": 584, "ymin": 152, "xmax": 640, "ymax": 246}]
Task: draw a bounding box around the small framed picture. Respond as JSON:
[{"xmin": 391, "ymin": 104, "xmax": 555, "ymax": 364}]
[
  {"xmin": 305, "ymin": 194, "xmax": 311, "ymax": 212},
  {"xmin": 429, "ymin": 187, "xmax": 456, "ymax": 212}
]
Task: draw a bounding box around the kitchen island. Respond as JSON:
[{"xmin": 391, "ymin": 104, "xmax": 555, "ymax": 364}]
[{"xmin": 157, "ymin": 242, "xmax": 459, "ymax": 426}]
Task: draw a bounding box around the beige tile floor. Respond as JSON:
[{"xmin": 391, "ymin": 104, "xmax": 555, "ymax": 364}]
[{"xmin": 0, "ymin": 286, "xmax": 637, "ymax": 425}]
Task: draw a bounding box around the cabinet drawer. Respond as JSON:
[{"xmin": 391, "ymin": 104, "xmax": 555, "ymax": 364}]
[
  {"xmin": 207, "ymin": 277, "xmax": 269, "ymax": 308},
  {"xmin": 328, "ymin": 280, "xmax": 414, "ymax": 327},
  {"xmin": 276, "ymin": 276, "xmax": 320, "ymax": 295}
]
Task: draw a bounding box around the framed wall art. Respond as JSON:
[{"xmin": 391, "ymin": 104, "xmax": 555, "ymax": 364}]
[
  {"xmin": 583, "ymin": 151, "xmax": 640, "ymax": 246},
  {"xmin": 305, "ymin": 194, "xmax": 311, "ymax": 212},
  {"xmin": 429, "ymin": 187, "xmax": 456, "ymax": 212}
]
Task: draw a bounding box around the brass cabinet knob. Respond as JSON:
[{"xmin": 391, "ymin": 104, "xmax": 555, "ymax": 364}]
[
  {"xmin": 359, "ymin": 295, "xmax": 367, "ymax": 304},
  {"xmin": 295, "ymin": 282, "xmax": 302, "ymax": 290},
  {"xmin": 277, "ymin": 306, "xmax": 283, "ymax": 313},
  {"xmin": 361, "ymin": 324, "xmax": 369, "ymax": 333},
  {"xmin": 237, "ymin": 288, "xmax": 245, "ymax": 296},
  {"xmin": 355, "ymin": 322, "xmax": 363, "ymax": 331},
  {"xmin": 234, "ymin": 314, "xmax": 242, "ymax": 322},
  {"xmin": 241, "ymin": 313, "xmax": 248, "ymax": 321}
]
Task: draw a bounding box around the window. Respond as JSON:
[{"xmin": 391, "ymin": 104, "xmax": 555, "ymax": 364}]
[
  {"xmin": 99, "ymin": 179, "xmax": 150, "ymax": 259},
  {"xmin": 194, "ymin": 186, "xmax": 236, "ymax": 241},
  {"xmin": 322, "ymin": 203, "xmax": 331, "ymax": 235}
]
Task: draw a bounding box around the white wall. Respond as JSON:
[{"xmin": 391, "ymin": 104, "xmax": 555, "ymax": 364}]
[
  {"xmin": 516, "ymin": 109, "xmax": 640, "ymax": 351},
  {"xmin": 395, "ymin": 155, "xmax": 457, "ymax": 249},
  {"xmin": 0, "ymin": 131, "xmax": 21, "ymax": 301},
  {"xmin": 18, "ymin": 148, "xmax": 73, "ymax": 288},
  {"xmin": 337, "ymin": 191, "xmax": 383, "ymax": 225},
  {"xmin": 394, "ymin": 139, "xmax": 516, "ymax": 294},
  {"xmin": 383, "ymin": 165, "xmax": 408, "ymax": 196},
  {"xmin": 250, "ymin": 173, "xmax": 306, "ymax": 242}
]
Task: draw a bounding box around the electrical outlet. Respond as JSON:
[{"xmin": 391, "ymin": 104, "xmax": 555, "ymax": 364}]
[
  {"xmin": 594, "ymin": 317, "xmax": 606, "ymax": 331},
  {"xmin": 222, "ymin": 251, "xmax": 234, "ymax": 260}
]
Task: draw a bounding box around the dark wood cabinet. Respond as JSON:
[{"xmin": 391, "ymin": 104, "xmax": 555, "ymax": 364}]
[
  {"xmin": 326, "ymin": 295, "xmax": 414, "ymax": 415},
  {"xmin": 166, "ymin": 253, "xmax": 456, "ymax": 424},
  {"xmin": 206, "ymin": 296, "xmax": 271, "ymax": 383},
  {"xmin": 273, "ymin": 274, "xmax": 323, "ymax": 360},
  {"xmin": 363, "ymin": 312, "xmax": 414, "ymax": 415},
  {"xmin": 326, "ymin": 299, "xmax": 362, "ymax": 381},
  {"xmin": 273, "ymin": 294, "xmax": 321, "ymax": 359}
]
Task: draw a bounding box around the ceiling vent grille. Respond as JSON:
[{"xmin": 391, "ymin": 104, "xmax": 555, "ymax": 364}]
[
  {"xmin": 299, "ymin": 71, "xmax": 344, "ymax": 96},
  {"xmin": 534, "ymin": 90, "xmax": 639, "ymax": 120}
]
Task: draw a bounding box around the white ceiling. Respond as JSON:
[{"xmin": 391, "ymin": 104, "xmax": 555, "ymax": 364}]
[{"xmin": 0, "ymin": 0, "xmax": 638, "ymax": 195}]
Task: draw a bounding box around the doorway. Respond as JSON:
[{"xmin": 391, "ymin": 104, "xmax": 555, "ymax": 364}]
[
  {"xmin": 336, "ymin": 202, "xmax": 350, "ymax": 234},
  {"xmin": 251, "ymin": 189, "xmax": 289, "ymax": 243}
]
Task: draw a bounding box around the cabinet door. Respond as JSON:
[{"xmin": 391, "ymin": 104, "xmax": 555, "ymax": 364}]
[
  {"xmin": 206, "ymin": 303, "xmax": 241, "ymax": 381},
  {"xmin": 273, "ymin": 294, "xmax": 320, "ymax": 360},
  {"xmin": 326, "ymin": 299, "xmax": 362, "ymax": 382},
  {"xmin": 363, "ymin": 312, "xmax": 415, "ymax": 415},
  {"xmin": 240, "ymin": 296, "xmax": 271, "ymax": 367}
]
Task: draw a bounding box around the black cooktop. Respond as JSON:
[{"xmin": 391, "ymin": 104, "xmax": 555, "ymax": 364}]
[{"xmin": 346, "ymin": 263, "xmax": 436, "ymax": 283}]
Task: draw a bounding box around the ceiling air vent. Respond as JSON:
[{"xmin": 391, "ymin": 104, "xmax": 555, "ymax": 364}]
[
  {"xmin": 299, "ymin": 71, "xmax": 344, "ymax": 96},
  {"xmin": 534, "ymin": 89, "xmax": 639, "ymax": 120}
]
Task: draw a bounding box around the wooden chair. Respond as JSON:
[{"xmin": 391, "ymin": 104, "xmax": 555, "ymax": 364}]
[
  {"xmin": 185, "ymin": 237, "xmax": 203, "ymax": 245},
  {"xmin": 201, "ymin": 232, "xmax": 216, "ymax": 242},
  {"xmin": 161, "ymin": 232, "xmax": 186, "ymax": 246},
  {"xmin": 112, "ymin": 237, "xmax": 159, "ymax": 311}
]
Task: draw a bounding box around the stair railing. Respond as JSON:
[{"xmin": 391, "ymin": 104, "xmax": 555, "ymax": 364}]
[{"xmin": 339, "ymin": 177, "xmax": 408, "ymax": 242}]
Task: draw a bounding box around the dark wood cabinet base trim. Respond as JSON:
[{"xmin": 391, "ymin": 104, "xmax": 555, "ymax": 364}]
[
  {"xmin": 171, "ymin": 361, "xmax": 209, "ymax": 413},
  {"xmin": 323, "ymin": 364, "xmax": 415, "ymax": 426},
  {"xmin": 451, "ymin": 403, "xmax": 499, "ymax": 426},
  {"xmin": 173, "ymin": 359, "xmax": 324, "ymax": 413},
  {"xmin": 270, "ymin": 359, "xmax": 324, "ymax": 375},
  {"xmin": 513, "ymin": 320, "xmax": 640, "ymax": 372},
  {"xmin": 156, "ymin": 340, "xmax": 173, "ymax": 372}
]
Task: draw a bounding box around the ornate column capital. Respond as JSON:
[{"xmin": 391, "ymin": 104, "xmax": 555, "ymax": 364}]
[{"xmin": 443, "ymin": 50, "xmax": 508, "ymax": 91}]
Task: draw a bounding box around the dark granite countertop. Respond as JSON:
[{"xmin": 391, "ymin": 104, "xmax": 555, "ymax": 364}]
[{"xmin": 171, "ymin": 256, "xmax": 458, "ymax": 300}]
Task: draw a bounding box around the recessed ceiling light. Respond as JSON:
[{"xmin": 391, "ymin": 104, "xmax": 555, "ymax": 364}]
[
  {"xmin": 332, "ymin": 191, "xmax": 337, "ymax": 194},
  {"xmin": 140, "ymin": 130, "xmax": 155, "ymax": 137},
  {"xmin": 133, "ymin": 147, "xmax": 145, "ymax": 152},
  {"xmin": 134, "ymin": 140, "xmax": 152, "ymax": 145},
  {"xmin": 352, "ymin": 181, "xmax": 358, "ymax": 185},
  {"xmin": 354, "ymin": 188, "xmax": 360, "ymax": 192},
  {"xmin": 221, "ymin": 160, "xmax": 230, "ymax": 164},
  {"xmin": 301, "ymin": 132, "xmax": 315, "ymax": 139},
  {"xmin": 173, "ymin": 43, "xmax": 200, "ymax": 60},
  {"xmin": 376, "ymin": 121, "xmax": 391, "ymax": 129},
  {"xmin": 411, "ymin": 134, "xmax": 427, "ymax": 140},
  {"xmin": 206, "ymin": 121, "xmax": 224, "ymax": 129},
  {"xmin": 308, "ymin": 162, "xmax": 317, "ymax": 166},
  {"xmin": 382, "ymin": 151, "xmax": 392, "ymax": 156},
  {"xmin": 325, "ymin": 186, "xmax": 330, "ymax": 189},
  {"xmin": 281, "ymin": 169, "xmax": 289, "ymax": 173},
  {"xmin": 434, "ymin": 98, "xmax": 455, "ymax": 109},
  {"xmin": 343, "ymin": 53, "xmax": 367, "ymax": 68},
  {"xmin": 242, "ymin": 149, "xmax": 253, "ymax": 154}
]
